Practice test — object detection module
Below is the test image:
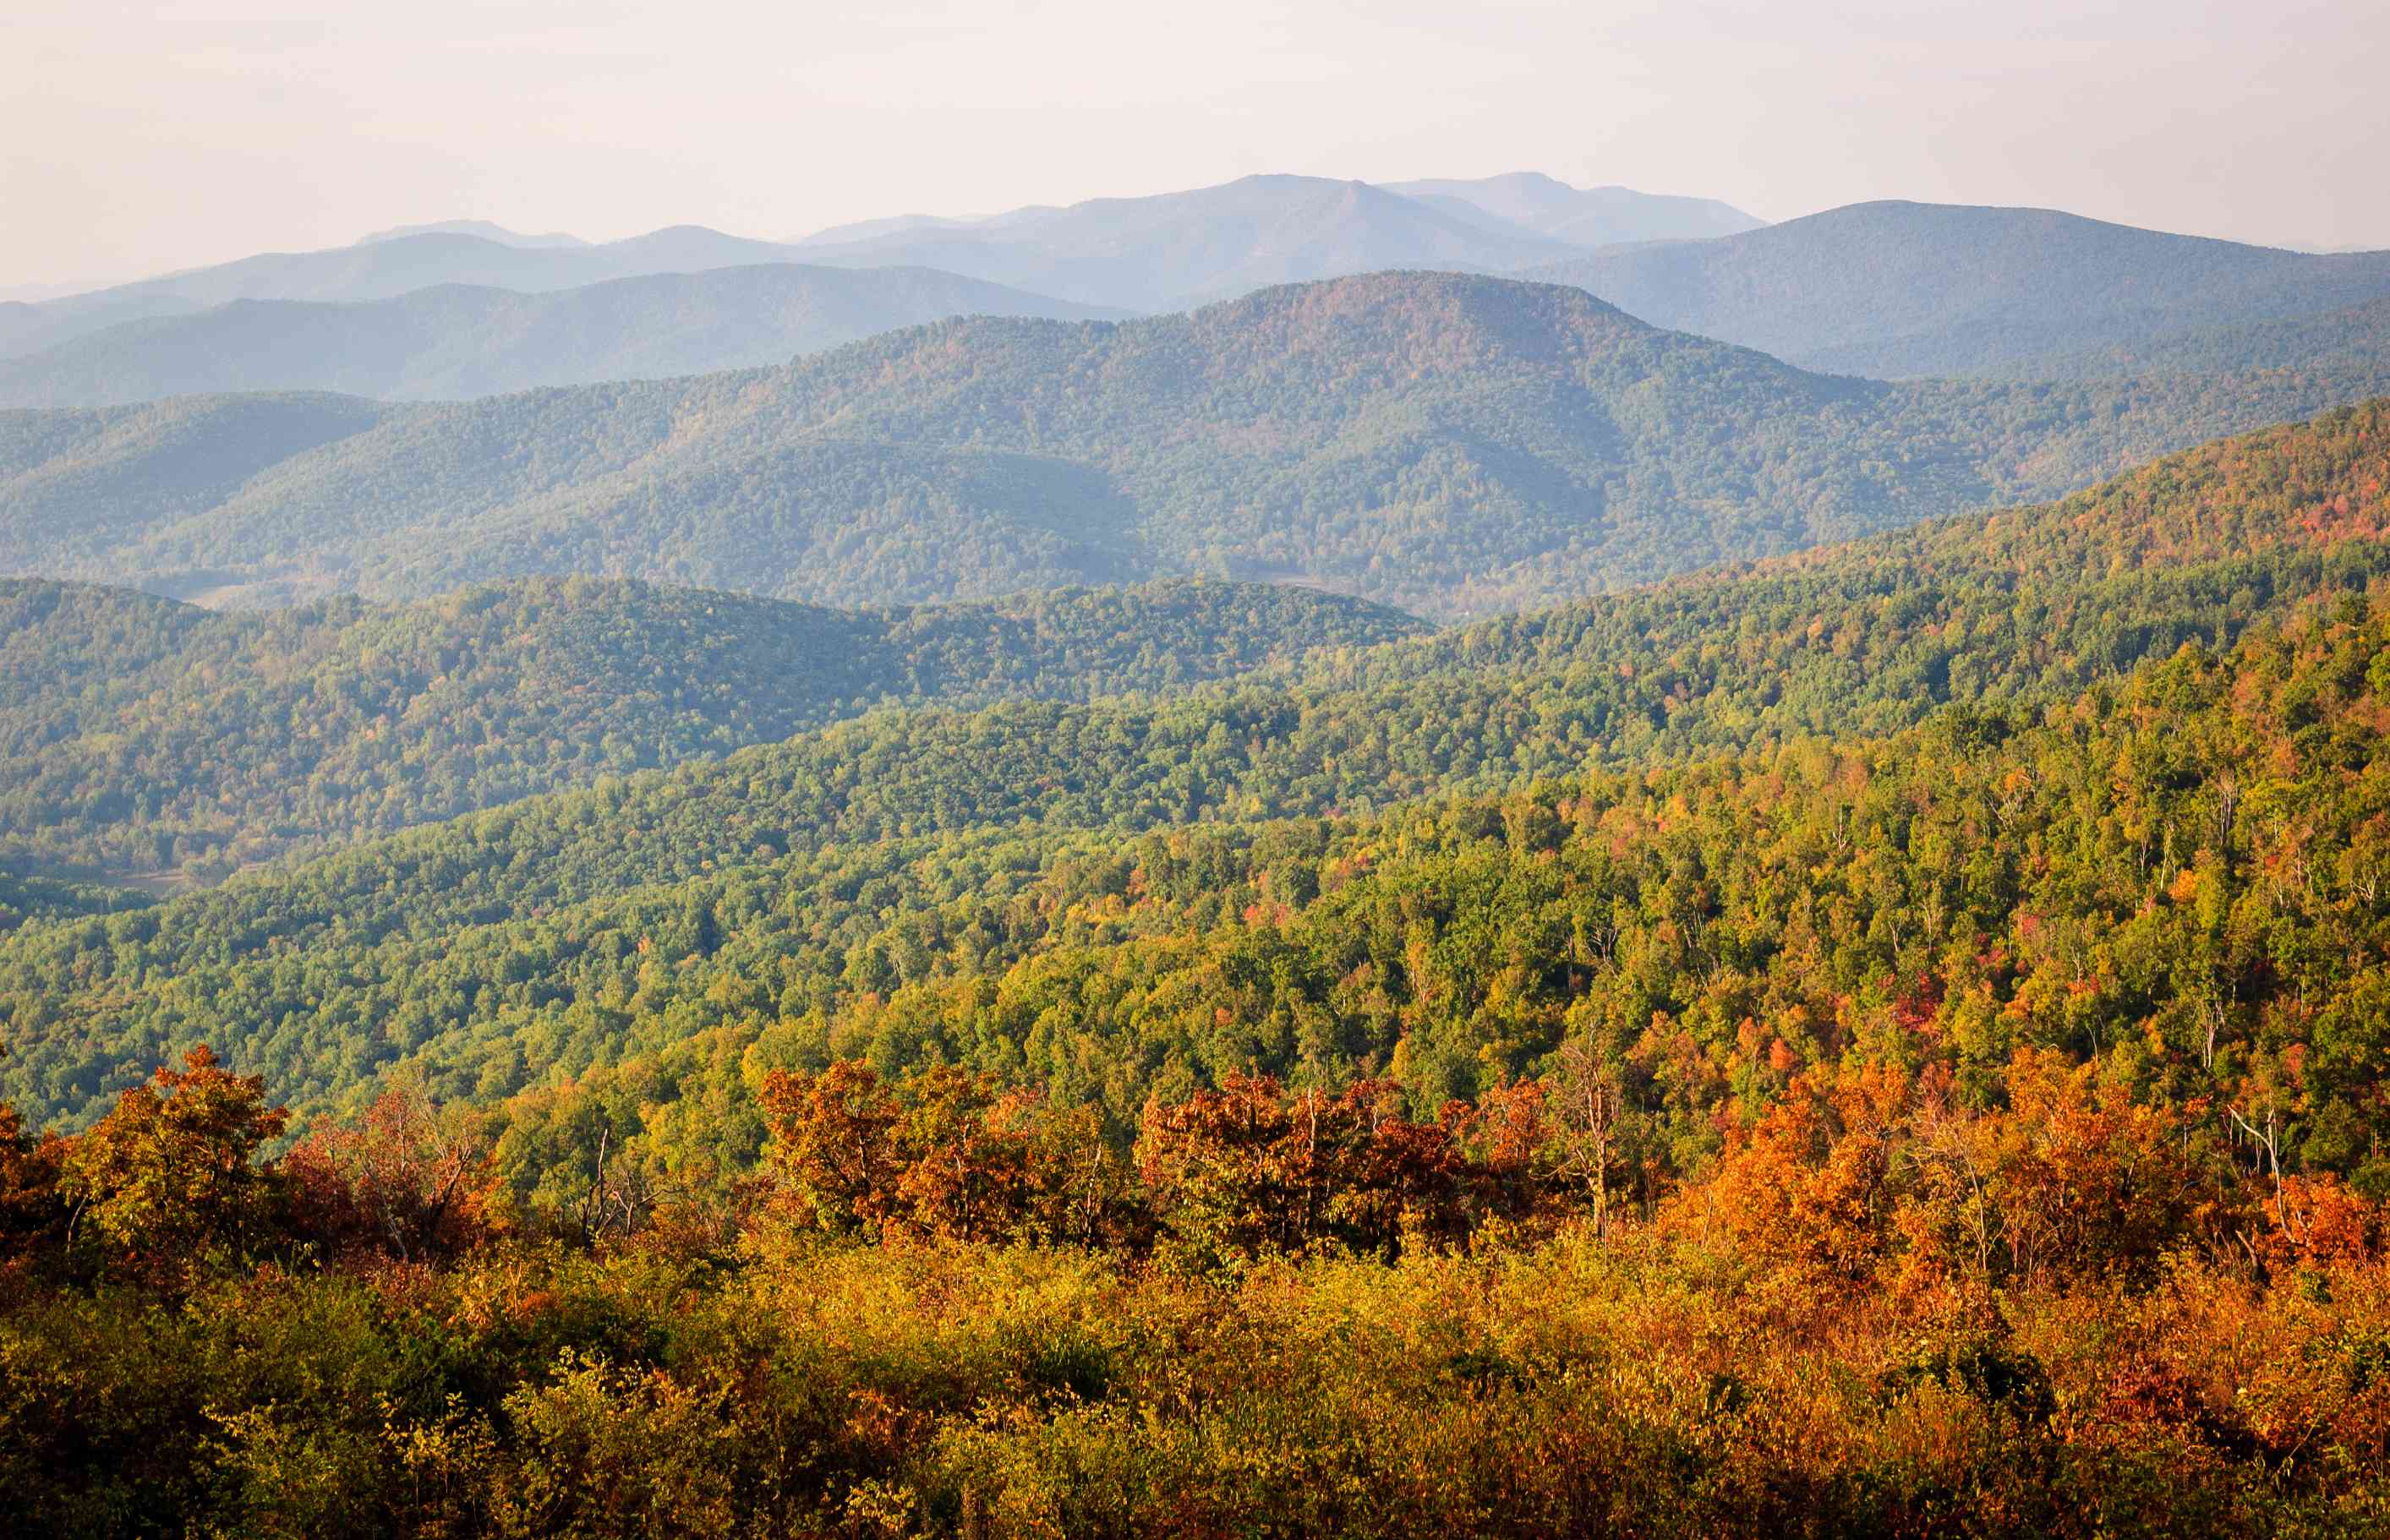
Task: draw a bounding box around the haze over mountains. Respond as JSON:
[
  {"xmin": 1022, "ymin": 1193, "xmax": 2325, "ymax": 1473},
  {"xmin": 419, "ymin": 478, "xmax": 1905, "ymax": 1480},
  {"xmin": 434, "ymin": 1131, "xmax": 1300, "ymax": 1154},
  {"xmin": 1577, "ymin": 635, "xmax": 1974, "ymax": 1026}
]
[
  {"xmin": 352, "ymin": 219, "xmax": 589, "ymax": 248},
  {"xmin": 782, "ymin": 174, "xmax": 1579, "ymax": 311},
  {"xmin": 789, "ymin": 172, "xmax": 1764, "ymax": 309},
  {"xmin": 0, "ymin": 265, "xmax": 1126, "ymax": 407},
  {"xmin": 17, "ymin": 177, "xmax": 2387, "ymax": 427},
  {"xmin": 1383, "ymin": 172, "xmax": 1763, "ymax": 246},
  {"xmin": 1, "ymin": 172, "xmax": 1758, "ymax": 367},
  {"xmin": 1529, "ymin": 201, "xmax": 2390, "ymax": 379},
  {"xmin": 0, "ymin": 226, "xmax": 822, "ymax": 360},
  {"xmin": 7, "ymin": 271, "xmax": 2386, "ymax": 620},
  {"xmin": 0, "ymin": 172, "xmax": 1766, "ymax": 405},
  {"xmin": 14, "ymin": 107, "xmax": 2390, "ymax": 1527},
  {"xmin": 7, "ymin": 177, "xmax": 2389, "ymax": 618}
]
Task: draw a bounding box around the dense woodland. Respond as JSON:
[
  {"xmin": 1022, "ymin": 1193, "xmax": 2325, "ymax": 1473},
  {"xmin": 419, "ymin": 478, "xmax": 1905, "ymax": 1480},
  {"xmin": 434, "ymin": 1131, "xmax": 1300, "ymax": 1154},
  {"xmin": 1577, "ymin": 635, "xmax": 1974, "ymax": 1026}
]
[
  {"xmin": 0, "ymin": 405, "xmax": 2382, "ymax": 1131},
  {"xmin": 8, "ymin": 273, "xmax": 2387, "ymax": 618},
  {"xmin": 3, "ymin": 334, "xmax": 2389, "ymax": 1528},
  {"xmin": 0, "ymin": 576, "xmax": 1422, "ymax": 877},
  {"xmin": 7, "ymin": 576, "xmax": 2390, "ymax": 1530},
  {"xmin": 2, "ymin": 1026, "xmax": 2385, "ymax": 1537}
]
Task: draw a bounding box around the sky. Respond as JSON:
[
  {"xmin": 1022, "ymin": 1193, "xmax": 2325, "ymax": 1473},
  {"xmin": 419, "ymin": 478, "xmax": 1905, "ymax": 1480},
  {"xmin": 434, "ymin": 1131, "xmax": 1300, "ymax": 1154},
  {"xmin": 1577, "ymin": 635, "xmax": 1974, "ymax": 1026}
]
[{"xmin": 7, "ymin": 0, "xmax": 2388, "ymax": 292}]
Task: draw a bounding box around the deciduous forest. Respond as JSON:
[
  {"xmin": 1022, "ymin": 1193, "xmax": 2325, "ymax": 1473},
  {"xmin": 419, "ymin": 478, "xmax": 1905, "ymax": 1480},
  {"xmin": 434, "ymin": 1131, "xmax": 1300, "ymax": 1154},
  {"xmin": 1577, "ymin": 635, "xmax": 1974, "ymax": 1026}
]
[{"xmin": 4, "ymin": 405, "xmax": 2389, "ymax": 1536}]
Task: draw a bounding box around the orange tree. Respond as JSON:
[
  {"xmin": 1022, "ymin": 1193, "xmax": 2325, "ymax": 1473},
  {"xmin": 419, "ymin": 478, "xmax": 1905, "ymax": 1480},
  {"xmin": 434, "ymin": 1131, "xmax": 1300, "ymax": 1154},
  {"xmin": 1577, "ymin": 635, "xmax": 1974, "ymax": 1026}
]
[{"xmin": 58, "ymin": 1045, "xmax": 287, "ymax": 1284}]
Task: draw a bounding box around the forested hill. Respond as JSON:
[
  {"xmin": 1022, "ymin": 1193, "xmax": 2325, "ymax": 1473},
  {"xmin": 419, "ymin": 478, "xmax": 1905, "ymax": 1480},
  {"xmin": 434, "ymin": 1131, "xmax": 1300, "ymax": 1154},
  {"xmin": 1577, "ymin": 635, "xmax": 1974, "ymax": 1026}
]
[
  {"xmin": 1291, "ymin": 398, "xmax": 2390, "ymax": 700},
  {"xmin": 0, "ymin": 576, "xmax": 1425, "ymax": 881},
  {"xmin": 7, "ymin": 272, "xmax": 2387, "ymax": 619},
  {"xmin": 3, "ymin": 403, "xmax": 2383, "ymax": 1127},
  {"xmin": 0, "ymin": 265, "xmax": 1128, "ymax": 408},
  {"xmin": 1529, "ymin": 200, "xmax": 2390, "ymax": 379}
]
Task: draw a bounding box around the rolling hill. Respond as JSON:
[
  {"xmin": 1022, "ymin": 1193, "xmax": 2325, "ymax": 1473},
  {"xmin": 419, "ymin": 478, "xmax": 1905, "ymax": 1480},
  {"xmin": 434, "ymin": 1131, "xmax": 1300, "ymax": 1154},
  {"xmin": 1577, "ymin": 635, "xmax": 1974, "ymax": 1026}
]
[
  {"xmin": 1529, "ymin": 200, "xmax": 2390, "ymax": 378},
  {"xmin": 0, "ymin": 265, "xmax": 1127, "ymax": 407},
  {"xmin": 1382, "ymin": 172, "xmax": 1763, "ymax": 246},
  {"xmin": 0, "ymin": 576, "xmax": 1424, "ymax": 879},
  {"xmin": 1, "ymin": 401, "xmax": 2382, "ymax": 1127},
  {"xmin": 6, "ymin": 272, "xmax": 2387, "ymax": 619},
  {"xmin": 10, "ymin": 413, "xmax": 2388, "ymax": 1540}
]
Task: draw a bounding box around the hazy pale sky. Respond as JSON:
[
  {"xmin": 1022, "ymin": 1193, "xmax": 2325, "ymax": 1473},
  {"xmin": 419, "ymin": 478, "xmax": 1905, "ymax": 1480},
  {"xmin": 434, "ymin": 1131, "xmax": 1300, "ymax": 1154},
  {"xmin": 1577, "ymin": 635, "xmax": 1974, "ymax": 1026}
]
[{"xmin": 8, "ymin": 0, "xmax": 2387, "ymax": 290}]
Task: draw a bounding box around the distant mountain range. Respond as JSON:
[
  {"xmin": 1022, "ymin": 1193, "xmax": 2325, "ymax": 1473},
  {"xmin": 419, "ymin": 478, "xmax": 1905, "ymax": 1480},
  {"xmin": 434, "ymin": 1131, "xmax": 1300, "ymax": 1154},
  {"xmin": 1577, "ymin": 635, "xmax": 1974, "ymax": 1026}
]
[
  {"xmin": 0, "ymin": 227, "xmax": 820, "ymax": 359},
  {"xmin": 7, "ymin": 271, "xmax": 2384, "ymax": 619},
  {"xmin": 798, "ymin": 171, "xmax": 1758, "ymax": 264},
  {"xmin": 0, "ymin": 265, "xmax": 1126, "ymax": 406},
  {"xmin": 1, "ymin": 173, "xmax": 1757, "ymax": 363},
  {"xmin": 0, "ymin": 174, "xmax": 1758, "ymax": 390},
  {"xmin": 37, "ymin": 186, "xmax": 2390, "ymax": 415},
  {"xmin": 788, "ymin": 174, "xmax": 1579, "ymax": 311},
  {"xmin": 1529, "ymin": 201, "xmax": 2390, "ymax": 378},
  {"xmin": 353, "ymin": 219, "xmax": 589, "ymax": 248},
  {"xmin": 1382, "ymin": 172, "xmax": 1763, "ymax": 246}
]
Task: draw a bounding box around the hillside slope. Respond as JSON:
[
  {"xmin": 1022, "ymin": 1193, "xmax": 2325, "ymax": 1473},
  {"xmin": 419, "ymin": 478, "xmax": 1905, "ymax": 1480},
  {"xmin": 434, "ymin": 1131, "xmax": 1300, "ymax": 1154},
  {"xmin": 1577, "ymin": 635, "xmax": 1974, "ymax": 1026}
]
[
  {"xmin": 0, "ymin": 576, "xmax": 1424, "ymax": 878},
  {"xmin": 7, "ymin": 273, "xmax": 2385, "ymax": 619},
  {"xmin": 1977, "ymin": 292, "xmax": 2390, "ymax": 382},
  {"xmin": 1530, "ymin": 201, "xmax": 2390, "ymax": 378},
  {"xmin": 0, "ymin": 265, "xmax": 1126, "ymax": 407},
  {"xmin": 2, "ymin": 403, "xmax": 2382, "ymax": 1125}
]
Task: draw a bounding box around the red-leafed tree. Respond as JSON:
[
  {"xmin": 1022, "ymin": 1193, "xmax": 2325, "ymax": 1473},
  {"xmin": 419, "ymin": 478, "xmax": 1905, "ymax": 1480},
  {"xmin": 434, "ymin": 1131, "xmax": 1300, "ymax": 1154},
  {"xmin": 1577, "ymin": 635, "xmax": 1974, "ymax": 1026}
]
[{"xmin": 279, "ymin": 1084, "xmax": 497, "ymax": 1264}]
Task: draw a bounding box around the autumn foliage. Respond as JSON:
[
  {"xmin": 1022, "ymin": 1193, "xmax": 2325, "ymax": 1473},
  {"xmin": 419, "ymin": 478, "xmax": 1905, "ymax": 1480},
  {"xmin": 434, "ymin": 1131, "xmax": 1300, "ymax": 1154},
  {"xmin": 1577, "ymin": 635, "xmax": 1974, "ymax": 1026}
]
[{"xmin": 2, "ymin": 1042, "xmax": 2387, "ymax": 1537}]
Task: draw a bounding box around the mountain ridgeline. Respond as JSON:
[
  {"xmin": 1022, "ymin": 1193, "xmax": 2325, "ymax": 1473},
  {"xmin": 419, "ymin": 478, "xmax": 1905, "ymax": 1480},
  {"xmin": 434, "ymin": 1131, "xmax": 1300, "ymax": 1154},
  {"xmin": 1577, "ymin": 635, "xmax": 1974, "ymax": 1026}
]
[
  {"xmin": 1382, "ymin": 172, "xmax": 1764, "ymax": 246},
  {"xmin": 783, "ymin": 174, "xmax": 1580, "ymax": 309},
  {"xmin": 1, "ymin": 401, "xmax": 2382, "ymax": 1129},
  {"xmin": 1529, "ymin": 200, "xmax": 2390, "ymax": 379},
  {"xmin": 0, "ymin": 265, "xmax": 1128, "ymax": 407},
  {"xmin": 0, "ymin": 226, "xmax": 829, "ymax": 359},
  {"xmin": 7, "ymin": 272, "xmax": 2387, "ymax": 618},
  {"xmin": 0, "ymin": 172, "xmax": 1750, "ymax": 364}
]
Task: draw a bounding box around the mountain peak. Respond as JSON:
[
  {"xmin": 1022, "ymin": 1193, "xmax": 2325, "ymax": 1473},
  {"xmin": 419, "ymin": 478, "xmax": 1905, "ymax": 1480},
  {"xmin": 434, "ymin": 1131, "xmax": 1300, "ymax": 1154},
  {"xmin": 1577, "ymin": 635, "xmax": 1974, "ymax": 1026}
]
[{"xmin": 353, "ymin": 219, "xmax": 587, "ymax": 249}]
